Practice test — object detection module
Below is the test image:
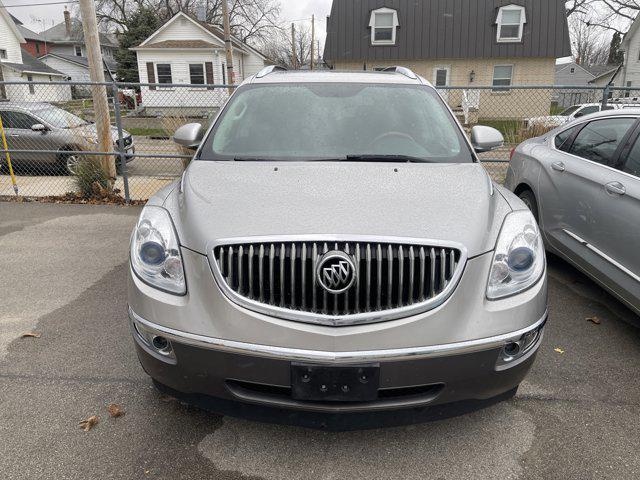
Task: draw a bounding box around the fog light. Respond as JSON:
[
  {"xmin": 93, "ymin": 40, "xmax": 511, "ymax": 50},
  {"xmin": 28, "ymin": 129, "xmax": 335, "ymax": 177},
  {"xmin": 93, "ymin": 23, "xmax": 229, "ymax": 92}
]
[
  {"xmin": 503, "ymin": 342, "xmax": 520, "ymax": 357},
  {"xmin": 496, "ymin": 324, "xmax": 545, "ymax": 368}
]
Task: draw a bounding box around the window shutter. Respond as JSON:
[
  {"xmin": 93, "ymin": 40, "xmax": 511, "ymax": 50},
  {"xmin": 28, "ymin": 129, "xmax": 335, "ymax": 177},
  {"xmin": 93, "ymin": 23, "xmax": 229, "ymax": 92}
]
[
  {"xmin": 146, "ymin": 62, "xmax": 156, "ymax": 90},
  {"xmin": 205, "ymin": 62, "xmax": 214, "ymax": 90}
]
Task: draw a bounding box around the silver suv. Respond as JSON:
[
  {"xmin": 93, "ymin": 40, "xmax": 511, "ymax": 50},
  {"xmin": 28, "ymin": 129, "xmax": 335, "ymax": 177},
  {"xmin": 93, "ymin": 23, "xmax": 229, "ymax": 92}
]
[
  {"xmin": 128, "ymin": 67, "xmax": 548, "ymax": 422},
  {"xmin": 0, "ymin": 102, "xmax": 134, "ymax": 174}
]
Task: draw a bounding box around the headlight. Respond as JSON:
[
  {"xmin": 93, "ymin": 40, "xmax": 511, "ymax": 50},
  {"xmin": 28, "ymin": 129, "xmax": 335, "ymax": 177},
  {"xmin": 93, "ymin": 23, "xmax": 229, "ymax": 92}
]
[
  {"xmin": 486, "ymin": 210, "xmax": 545, "ymax": 299},
  {"xmin": 130, "ymin": 206, "xmax": 186, "ymax": 295}
]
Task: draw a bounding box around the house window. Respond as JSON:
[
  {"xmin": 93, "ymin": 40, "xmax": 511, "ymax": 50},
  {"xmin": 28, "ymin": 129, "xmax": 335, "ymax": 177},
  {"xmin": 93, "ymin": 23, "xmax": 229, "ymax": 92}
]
[
  {"xmin": 74, "ymin": 45, "xmax": 82, "ymax": 56},
  {"xmin": 492, "ymin": 65, "xmax": 513, "ymax": 91},
  {"xmin": 35, "ymin": 43, "xmax": 41, "ymax": 54},
  {"xmin": 156, "ymin": 64, "xmax": 172, "ymax": 85},
  {"xmin": 434, "ymin": 67, "xmax": 450, "ymax": 87},
  {"xmin": 27, "ymin": 75, "xmax": 35, "ymax": 95},
  {"xmin": 369, "ymin": 8, "xmax": 399, "ymax": 45},
  {"xmin": 570, "ymin": 67, "xmax": 575, "ymax": 74},
  {"xmin": 496, "ymin": 5, "xmax": 526, "ymax": 42},
  {"xmin": 0, "ymin": 49, "xmax": 7, "ymax": 60},
  {"xmin": 189, "ymin": 64, "xmax": 205, "ymax": 85}
]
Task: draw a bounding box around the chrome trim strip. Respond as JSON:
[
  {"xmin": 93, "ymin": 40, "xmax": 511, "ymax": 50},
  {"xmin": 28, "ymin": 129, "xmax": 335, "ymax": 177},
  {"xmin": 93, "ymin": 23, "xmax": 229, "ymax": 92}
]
[
  {"xmin": 205, "ymin": 235, "xmax": 469, "ymax": 327},
  {"xmin": 128, "ymin": 306, "xmax": 548, "ymax": 364},
  {"xmin": 562, "ymin": 229, "xmax": 640, "ymax": 283}
]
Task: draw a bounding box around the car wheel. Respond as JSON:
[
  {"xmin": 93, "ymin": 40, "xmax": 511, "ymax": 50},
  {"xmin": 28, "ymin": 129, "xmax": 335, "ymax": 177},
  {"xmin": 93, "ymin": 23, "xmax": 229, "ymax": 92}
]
[
  {"xmin": 518, "ymin": 189, "xmax": 539, "ymax": 223},
  {"xmin": 61, "ymin": 153, "xmax": 81, "ymax": 175}
]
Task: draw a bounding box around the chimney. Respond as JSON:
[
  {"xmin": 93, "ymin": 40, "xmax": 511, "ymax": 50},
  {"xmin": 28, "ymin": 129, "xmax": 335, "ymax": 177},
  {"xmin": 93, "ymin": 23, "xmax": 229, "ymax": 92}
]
[
  {"xmin": 196, "ymin": 5, "xmax": 206, "ymax": 22},
  {"xmin": 64, "ymin": 7, "xmax": 71, "ymax": 36}
]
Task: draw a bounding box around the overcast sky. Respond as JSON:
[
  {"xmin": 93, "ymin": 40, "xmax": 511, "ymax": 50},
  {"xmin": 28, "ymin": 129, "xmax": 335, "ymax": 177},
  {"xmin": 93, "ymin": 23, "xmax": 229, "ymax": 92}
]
[{"xmin": 4, "ymin": 0, "xmax": 333, "ymax": 44}]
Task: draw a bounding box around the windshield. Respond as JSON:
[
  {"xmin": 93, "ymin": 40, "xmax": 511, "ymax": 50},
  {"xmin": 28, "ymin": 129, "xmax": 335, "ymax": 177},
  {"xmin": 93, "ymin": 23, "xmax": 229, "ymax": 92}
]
[
  {"xmin": 201, "ymin": 83, "xmax": 473, "ymax": 163},
  {"xmin": 33, "ymin": 106, "xmax": 89, "ymax": 129},
  {"xmin": 560, "ymin": 105, "xmax": 581, "ymax": 116}
]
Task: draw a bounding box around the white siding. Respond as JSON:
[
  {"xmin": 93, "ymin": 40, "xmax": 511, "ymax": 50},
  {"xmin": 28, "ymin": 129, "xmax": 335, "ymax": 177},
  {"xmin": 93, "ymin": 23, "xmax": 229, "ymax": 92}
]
[
  {"xmin": 1, "ymin": 67, "xmax": 72, "ymax": 102},
  {"xmin": 150, "ymin": 16, "xmax": 224, "ymax": 47},
  {"xmin": 242, "ymin": 50, "xmax": 266, "ymax": 77},
  {"xmin": 136, "ymin": 50, "xmax": 231, "ymax": 109},
  {"xmin": 40, "ymin": 56, "xmax": 91, "ymax": 82},
  {"xmin": 0, "ymin": 12, "xmax": 23, "ymax": 63}
]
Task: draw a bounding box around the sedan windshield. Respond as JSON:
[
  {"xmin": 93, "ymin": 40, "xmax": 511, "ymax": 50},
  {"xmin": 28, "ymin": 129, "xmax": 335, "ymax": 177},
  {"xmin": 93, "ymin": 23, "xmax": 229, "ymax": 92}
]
[
  {"xmin": 202, "ymin": 83, "xmax": 473, "ymax": 163},
  {"xmin": 32, "ymin": 106, "xmax": 89, "ymax": 129},
  {"xmin": 560, "ymin": 105, "xmax": 581, "ymax": 116}
]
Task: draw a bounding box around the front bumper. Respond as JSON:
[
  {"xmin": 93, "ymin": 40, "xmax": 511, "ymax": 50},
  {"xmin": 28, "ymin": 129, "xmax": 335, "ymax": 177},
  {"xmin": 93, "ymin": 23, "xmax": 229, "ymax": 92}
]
[{"xmin": 129, "ymin": 306, "xmax": 546, "ymax": 414}]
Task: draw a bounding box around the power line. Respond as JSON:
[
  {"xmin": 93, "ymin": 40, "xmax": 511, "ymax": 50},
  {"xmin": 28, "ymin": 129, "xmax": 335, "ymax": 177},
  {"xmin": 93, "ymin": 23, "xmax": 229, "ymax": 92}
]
[{"xmin": 3, "ymin": 0, "xmax": 78, "ymax": 7}]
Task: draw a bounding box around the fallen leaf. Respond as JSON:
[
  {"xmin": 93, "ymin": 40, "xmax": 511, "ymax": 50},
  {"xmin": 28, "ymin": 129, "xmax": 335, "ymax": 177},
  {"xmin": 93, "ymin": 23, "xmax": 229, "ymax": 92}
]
[
  {"xmin": 586, "ymin": 316, "xmax": 601, "ymax": 325},
  {"xmin": 78, "ymin": 415, "xmax": 99, "ymax": 432},
  {"xmin": 554, "ymin": 347, "xmax": 565, "ymax": 354},
  {"xmin": 20, "ymin": 331, "xmax": 41, "ymax": 338},
  {"xmin": 158, "ymin": 394, "xmax": 176, "ymax": 403},
  {"xmin": 107, "ymin": 403, "xmax": 125, "ymax": 418}
]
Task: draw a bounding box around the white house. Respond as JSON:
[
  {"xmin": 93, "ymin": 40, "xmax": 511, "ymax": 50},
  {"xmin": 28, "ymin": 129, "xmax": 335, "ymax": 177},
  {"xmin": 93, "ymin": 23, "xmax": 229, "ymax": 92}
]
[
  {"xmin": 132, "ymin": 11, "xmax": 267, "ymax": 114},
  {"xmin": 0, "ymin": 1, "xmax": 71, "ymax": 103}
]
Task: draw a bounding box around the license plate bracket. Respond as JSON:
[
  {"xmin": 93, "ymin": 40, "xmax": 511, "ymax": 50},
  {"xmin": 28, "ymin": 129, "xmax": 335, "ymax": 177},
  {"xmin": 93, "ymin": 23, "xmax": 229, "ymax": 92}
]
[{"xmin": 291, "ymin": 363, "xmax": 380, "ymax": 402}]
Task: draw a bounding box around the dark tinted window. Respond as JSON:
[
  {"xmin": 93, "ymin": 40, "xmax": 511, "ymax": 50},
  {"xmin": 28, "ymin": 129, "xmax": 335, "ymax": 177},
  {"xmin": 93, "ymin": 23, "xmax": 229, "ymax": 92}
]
[
  {"xmin": 0, "ymin": 111, "xmax": 37, "ymax": 129},
  {"xmin": 189, "ymin": 64, "xmax": 205, "ymax": 85},
  {"xmin": 568, "ymin": 118, "xmax": 636, "ymax": 165},
  {"xmin": 554, "ymin": 125, "xmax": 580, "ymax": 151},
  {"xmin": 575, "ymin": 105, "xmax": 599, "ymax": 117},
  {"xmin": 622, "ymin": 138, "xmax": 640, "ymax": 178}
]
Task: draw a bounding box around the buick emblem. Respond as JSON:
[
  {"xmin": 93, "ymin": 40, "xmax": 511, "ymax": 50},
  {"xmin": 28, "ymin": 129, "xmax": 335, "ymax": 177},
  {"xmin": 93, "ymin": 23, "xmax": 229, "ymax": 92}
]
[{"xmin": 316, "ymin": 251, "xmax": 357, "ymax": 294}]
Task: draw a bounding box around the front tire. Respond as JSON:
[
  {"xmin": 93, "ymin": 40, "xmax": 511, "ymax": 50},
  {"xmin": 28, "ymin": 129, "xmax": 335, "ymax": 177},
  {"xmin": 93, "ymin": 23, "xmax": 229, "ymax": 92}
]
[
  {"xmin": 60, "ymin": 152, "xmax": 81, "ymax": 175},
  {"xmin": 518, "ymin": 189, "xmax": 539, "ymax": 223}
]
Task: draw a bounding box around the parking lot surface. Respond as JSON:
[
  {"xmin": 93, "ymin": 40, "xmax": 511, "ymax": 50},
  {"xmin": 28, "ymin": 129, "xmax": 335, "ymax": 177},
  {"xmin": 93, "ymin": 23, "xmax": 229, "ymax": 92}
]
[{"xmin": 1, "ymin": 202, "xmax": 639, "ymax": 480}]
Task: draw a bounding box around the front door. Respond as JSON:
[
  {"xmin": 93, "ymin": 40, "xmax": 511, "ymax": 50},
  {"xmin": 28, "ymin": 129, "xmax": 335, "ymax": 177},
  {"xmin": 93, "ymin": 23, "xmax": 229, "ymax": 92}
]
[{"xmin": 538, "ymin": 116, "xmax": 639, "ymax": 302}]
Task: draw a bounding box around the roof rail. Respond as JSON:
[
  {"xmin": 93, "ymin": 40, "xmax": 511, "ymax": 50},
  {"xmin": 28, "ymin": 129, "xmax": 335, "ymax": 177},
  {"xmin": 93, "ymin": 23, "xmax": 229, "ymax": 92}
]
[
  {"xmin": 382, "ymin": 66, "xmax": 419, "ymax": 80},
  {"xmin": 256, "ymin": 65, "xmax": 288, "ymax": 78}
]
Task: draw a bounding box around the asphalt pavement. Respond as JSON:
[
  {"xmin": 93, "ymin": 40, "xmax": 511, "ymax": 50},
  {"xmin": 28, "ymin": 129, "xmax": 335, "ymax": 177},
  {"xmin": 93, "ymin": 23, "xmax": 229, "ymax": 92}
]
[{"xmin": 0, "ymin": 202, "xmax": 639, "ymax": 480}]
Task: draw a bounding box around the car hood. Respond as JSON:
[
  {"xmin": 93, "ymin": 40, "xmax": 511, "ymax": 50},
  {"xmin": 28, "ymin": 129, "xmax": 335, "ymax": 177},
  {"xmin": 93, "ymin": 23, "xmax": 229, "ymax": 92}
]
[
  {"xmin": 166, "ymin": 161, "xmax": 513, "ymax": 257},
  {"xmin": 71, "ymin": 124, "xmax": 131, "ymax": 142}
]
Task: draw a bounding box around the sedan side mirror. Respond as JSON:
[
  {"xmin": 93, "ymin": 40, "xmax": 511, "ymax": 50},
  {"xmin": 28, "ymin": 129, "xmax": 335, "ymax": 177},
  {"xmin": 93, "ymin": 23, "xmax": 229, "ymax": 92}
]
[
  {"xmin": 31, "ymin": 123, "xmax": 47, "ymax": 132},
  {"xmin": 470, "ymin": 125, "xmax": 504, "ymax": 153},
  {"xmin": 173, "ymin": 123, "xmax": 204, "ymax": 150}
]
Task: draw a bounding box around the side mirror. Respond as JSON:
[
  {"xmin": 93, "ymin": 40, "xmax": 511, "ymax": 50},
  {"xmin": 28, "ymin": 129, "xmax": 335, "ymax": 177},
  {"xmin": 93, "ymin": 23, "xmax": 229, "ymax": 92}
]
[
  {"xmin": 470, "ymin": 125, "xmax": 504, "ymax": 153},
  {"xmin": 173, "ymin": 123, "xmax": 203, "ymax": 150},
  {"xmin": 31, "ymin": 123, "xmax": 47, "ymax": 132}
]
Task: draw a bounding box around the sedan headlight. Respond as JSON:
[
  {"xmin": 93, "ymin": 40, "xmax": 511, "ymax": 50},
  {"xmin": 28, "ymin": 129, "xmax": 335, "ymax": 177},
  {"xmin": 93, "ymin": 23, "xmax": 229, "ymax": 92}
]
[
  {"xmin": 130, "ymin": 206, "xmax": 186, "ymax": 295},
  {"xmin": 487, "ymin": 210, "xmax": 545, "ymax": 299},
  {"xmin": 82, "ymin": 134, "xmax": 98, "ymax": 145}
]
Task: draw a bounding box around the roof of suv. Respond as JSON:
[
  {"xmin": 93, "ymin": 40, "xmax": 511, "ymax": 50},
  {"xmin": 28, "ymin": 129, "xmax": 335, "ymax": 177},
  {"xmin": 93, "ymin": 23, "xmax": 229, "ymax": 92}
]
[{"xmin": 249, "ymin": 69, "xmax": 430, "ymax": 86}]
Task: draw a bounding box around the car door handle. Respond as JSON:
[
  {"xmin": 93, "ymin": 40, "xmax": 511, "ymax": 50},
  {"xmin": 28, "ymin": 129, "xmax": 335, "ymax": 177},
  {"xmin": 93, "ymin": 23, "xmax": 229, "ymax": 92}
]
[
  {"xmin": 605, "ymin": 181, "xmax": 626, "ymax": 196},
  {"xmin": 551, "ymin": 161, "xmax": 566, "ymax": 172}
]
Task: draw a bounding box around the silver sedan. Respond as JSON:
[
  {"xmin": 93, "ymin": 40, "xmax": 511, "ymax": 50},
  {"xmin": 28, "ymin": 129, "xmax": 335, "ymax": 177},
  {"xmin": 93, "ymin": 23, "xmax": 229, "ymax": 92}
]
[{"xmin": 506, "ymin": 109, "xmax": 640, "ymax": 315}]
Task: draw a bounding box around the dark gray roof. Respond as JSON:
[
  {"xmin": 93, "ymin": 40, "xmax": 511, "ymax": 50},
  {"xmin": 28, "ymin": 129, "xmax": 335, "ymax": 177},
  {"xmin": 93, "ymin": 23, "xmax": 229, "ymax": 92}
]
[
  {"xmin": 41, "ymin": 19, "xmax": 118, "ymax": 47},
  {"xmin": 2, "ymin": 50, "xmax": 66, "ymax": 76},
  {"xmin": 585, "ymin": 64, "xmax": 619, "ymax": 79},
  {"xmin": 42, "ymin": 52, "xmax": 117, "ymax": 72},
  {"xmin": 324, "ymin": 0, "xmax": 572, "ymax": 63}
]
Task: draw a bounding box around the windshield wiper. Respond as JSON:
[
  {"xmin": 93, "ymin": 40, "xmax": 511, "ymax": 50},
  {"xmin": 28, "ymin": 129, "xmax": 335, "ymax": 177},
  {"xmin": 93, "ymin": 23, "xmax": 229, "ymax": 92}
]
[{"xmin": 345, "ymin": 154, "xmax": 427, "ymax": 163}]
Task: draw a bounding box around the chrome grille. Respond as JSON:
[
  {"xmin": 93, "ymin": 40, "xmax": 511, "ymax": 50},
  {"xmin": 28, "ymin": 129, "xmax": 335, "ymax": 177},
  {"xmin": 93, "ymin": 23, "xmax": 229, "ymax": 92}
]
[{"xmin": 211, "ymin": 237, "xmax": 466, "ymax": 326}]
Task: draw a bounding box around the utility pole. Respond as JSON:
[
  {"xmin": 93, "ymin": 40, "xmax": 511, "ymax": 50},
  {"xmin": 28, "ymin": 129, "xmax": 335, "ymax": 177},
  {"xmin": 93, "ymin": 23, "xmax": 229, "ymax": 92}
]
[
  {"xmin": 310, "ymin": 15, "xmax": 315, "ymax": 70},
  {"xmin": 291, "ymin": 23, "xmax": 297, "ymax": 70},
  {"xmin": 78, "ymin": 0, "xmax": 115, "ymax": 178},
  {"xmin": 221, "ymin": 0, "xmax": 235, "ymax": 94}
]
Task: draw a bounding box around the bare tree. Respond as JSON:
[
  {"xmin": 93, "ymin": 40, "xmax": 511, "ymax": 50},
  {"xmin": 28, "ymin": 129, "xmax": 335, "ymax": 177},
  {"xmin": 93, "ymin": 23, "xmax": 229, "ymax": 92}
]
[
  {"xmin": 93, "ymin": 0, "xmax": 280, "ymax": 44},
  {"xmin": 582, "ymin": 0, "xmax": 639, "ymax": 35},
  {"xmin": 260, "ymin": 24, "xmax": 312, "ymax": 69},
  {"xmin": 570, "ymin": 13, "xmax": 611, "ymax": 65}
]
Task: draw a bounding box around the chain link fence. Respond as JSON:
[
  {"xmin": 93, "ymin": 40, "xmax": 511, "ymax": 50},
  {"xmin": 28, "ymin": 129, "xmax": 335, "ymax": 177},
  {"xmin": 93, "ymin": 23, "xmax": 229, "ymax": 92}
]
[{"xmin": 0, "ymin": 81, "xmax": 635, "ymax": 201}]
